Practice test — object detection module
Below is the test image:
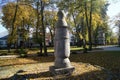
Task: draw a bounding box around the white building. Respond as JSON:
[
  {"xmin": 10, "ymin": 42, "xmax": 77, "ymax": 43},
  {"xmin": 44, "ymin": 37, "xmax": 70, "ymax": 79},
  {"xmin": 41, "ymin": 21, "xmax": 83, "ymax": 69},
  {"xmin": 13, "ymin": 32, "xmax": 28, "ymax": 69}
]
[
  {"xmin": 97, "ymin": 27, "xmax": 105, "ymax": 45},
  {"xmin": 0, "ymin": 35, "xmax": 8, "ymax": 48}
]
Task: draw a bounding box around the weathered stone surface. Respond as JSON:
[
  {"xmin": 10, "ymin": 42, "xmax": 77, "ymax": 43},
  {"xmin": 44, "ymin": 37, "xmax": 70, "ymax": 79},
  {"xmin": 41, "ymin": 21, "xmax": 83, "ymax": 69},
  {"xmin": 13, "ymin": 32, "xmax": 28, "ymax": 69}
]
[
  {"xmin": 49, "ymin": 10, "xmax": 74, "ymax": 76},
  {"xmin": 56, "ymin": 10, "xmax": 68, "ymax": 27},
  {"xmin": 49, "ymin": 66, "xmax": 75, "ymax": 76}
]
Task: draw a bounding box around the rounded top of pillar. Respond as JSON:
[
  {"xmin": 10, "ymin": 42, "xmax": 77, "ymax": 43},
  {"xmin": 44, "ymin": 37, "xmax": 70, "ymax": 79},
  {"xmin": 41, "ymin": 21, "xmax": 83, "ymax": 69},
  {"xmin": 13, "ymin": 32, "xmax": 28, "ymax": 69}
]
[
  {"xmin": 56, "ymin": 10, "xmax": 68, "ymax": 27},
  {"xmin": 57, "ymin": 10, "xmax": 66, "ymax": 20}
]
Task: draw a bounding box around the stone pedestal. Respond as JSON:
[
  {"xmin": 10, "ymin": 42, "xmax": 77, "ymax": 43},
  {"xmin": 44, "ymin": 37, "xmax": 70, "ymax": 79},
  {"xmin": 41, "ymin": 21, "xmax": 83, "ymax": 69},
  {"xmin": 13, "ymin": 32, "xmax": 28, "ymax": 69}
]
[
  {"xmin": 49, "ymin": 66, "xmax": 75, "ymax": 76},
  {"xmin": 49, "ymin": 10, "xmax": 75, "ymax": 76}
]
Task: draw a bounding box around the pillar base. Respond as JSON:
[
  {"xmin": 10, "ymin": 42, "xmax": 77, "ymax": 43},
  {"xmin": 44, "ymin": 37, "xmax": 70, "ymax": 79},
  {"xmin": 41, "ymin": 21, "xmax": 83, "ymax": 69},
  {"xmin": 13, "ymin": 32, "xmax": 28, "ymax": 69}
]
[{"xmin": 49, "ymin": 66, "xmax": 75, "ymax": 76}]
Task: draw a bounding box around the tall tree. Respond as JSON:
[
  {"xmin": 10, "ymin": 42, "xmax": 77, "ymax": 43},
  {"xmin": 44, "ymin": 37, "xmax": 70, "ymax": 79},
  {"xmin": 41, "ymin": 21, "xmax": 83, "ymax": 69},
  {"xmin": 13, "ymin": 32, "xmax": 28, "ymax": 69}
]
[
  {"xmin": 32, "ymin": 0, "xmax": 50, "ymax": 56},
  {"xmin": 114, "ymin": 15, "xmax": 120, "ymax": 46},
  {"xmin": 44, "ymin": 10, "xmax": 57, "ymax": 46},
  {"xmin": 40, "ymin": 0, "xmax": 47, "ymax": 56},
  {"xmin": 2, "ymin": 1, "xmax": 36, "ymax": 51},
  {"xmin": 57, "ymin": 0, "xmax": 109, "ymax": 48},
  {"xmin": 2, "ymin": 0, "xmax": 18, "ymax": 52}
]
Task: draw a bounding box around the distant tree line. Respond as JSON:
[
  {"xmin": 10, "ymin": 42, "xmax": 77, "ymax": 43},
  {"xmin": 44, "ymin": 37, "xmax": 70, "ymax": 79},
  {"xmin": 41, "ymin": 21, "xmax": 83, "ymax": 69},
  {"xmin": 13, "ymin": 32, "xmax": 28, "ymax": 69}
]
[{"xmin": 1, "ymin": 0, "xmax": 118, "ymax": 54}]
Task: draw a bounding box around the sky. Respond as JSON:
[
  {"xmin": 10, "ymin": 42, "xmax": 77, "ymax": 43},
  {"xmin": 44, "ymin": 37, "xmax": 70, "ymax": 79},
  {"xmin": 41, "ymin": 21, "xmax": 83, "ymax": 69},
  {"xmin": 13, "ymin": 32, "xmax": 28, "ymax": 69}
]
[
  {"xmin": 0, "ymin": 0, "xmax": 14, "ymax": 37},
  {"xmin": 0, "ymin": 0, "xmax": 120, "ymax": 37},
  {"xmin": 107, "ymin": 0, "xmax": 120, "ymax": 18},
  {"xmin": 107, "ymin": 0, "xmax": 120, "ymax": 34}
]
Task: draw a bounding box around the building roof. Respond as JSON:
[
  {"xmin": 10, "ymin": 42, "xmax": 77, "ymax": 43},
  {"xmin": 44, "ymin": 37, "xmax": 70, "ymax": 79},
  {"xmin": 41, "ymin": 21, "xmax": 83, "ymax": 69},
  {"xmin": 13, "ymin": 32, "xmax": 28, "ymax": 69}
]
[{"xmin": 0, "ymin": 35, "xmax": 8, "ymax": 40}]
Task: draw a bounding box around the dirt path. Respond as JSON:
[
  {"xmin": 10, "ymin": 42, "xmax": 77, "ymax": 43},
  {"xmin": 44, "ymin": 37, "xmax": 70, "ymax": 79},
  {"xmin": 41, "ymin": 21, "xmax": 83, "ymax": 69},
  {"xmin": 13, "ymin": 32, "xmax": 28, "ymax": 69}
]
[{"xmin": 97, "ymin": 45, "xmax": 120, "ymax": 51}]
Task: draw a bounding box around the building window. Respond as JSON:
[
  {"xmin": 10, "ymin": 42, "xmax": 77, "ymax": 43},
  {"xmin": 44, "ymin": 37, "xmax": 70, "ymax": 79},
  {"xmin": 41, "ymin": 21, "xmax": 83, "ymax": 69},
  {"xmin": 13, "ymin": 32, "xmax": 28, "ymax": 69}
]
[{"xmin": 0, "ymin": 41, "xmax": 3, "ymax": 45}]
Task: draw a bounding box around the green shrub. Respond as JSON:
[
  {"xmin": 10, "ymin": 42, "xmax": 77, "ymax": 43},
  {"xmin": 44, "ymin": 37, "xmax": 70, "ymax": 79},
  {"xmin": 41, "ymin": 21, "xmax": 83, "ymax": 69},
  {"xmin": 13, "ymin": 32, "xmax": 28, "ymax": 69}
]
[
  {"xmin": 19, "ymin": 48, "xmax": 28, "ymax": 57},
  {"xmin": 37, "ymin": 52, "xmax": 44, "ymax": 56},
  {"xmin": 14, "ymin": 49, "xmax": 19, "ymax": 53},
  {"xmin": 29, "ymin": 48, "xmax": 39, "ymax": 51}
]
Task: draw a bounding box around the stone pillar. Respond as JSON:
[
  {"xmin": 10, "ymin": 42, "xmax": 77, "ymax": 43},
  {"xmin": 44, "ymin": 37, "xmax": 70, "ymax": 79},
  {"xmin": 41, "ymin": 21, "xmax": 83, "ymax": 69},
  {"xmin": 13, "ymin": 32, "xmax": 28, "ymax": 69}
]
[{"xmin": 49, "ymin": 10, "xmax": 74, "ymax": 76}]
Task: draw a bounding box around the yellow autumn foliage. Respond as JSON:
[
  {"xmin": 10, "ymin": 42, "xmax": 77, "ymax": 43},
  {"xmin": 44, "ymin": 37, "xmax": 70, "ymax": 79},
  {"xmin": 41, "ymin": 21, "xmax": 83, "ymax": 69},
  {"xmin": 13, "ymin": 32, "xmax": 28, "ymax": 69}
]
[{"xmin": 2, "ymin": 2, "xmax": 35, "ymax": 29}]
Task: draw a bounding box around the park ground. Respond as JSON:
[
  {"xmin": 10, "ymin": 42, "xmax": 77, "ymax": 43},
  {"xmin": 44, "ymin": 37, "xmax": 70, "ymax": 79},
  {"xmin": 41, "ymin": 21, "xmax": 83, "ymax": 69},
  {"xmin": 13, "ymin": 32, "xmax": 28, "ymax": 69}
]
[{"xmin": 0, "ymin": 46, "xmax": 120, "ymax": 80}]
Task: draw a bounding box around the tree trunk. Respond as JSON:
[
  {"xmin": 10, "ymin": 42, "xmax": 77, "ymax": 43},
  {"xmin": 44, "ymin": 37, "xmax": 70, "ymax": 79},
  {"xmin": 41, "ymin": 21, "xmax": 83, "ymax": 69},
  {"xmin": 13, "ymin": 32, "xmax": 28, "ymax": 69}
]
[
  {"xmin": 89, "ymin": 0, "xmax": 93, "ymax": 50},
  {"xmin": 38, "ymin": 42, "xmax": 43, "ymax": 56},
  {"xmin": 27, "ymin": 25, "xmax": 30, "ymax": 48},
  {"xmin": 40, "ymin": 42, "xmax": 42, "ymax": 54},
  {"xmin": 48, "ymin": 26, "xmax": 54, "ymax": 46},
  {"xmin": 72, "ymin": 13, "xmax": 82, "ymax": 46},
  {"xmin": 11, "ymin": 0, "xmax": 18, "ymax": 36},
  {"xmin": 83, "ymin": 39, "xmax": 87, "ymax": 53},
  {"xmin": 84, "ymin": 1, "xmax": 92, "ymax": 51},
  {"xmin": 7, "ymin": 43, "xmax": 11, "ymax": 53},
  {"xmin": 8, "ymin": 0, "xmax": 18, "ymax": 52},
  {"xmin": 81, "ymin": 14, "xmax": 87, "ymax": 53},
  {"xmin": 40, "ymin": 1, "xmax": 48, "ymax": 56},
  {"xmin": 36, "ymin": 1, "xmax": 39, "ymax": 39}
]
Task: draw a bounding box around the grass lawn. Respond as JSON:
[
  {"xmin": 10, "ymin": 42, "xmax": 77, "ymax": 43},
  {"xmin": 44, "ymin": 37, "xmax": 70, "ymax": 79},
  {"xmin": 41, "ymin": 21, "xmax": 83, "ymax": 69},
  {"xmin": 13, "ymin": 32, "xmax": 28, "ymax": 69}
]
[
  {"xmin": 70, "ymin": 51, "xmax": 120, "ymax": 70},
  {"xmin": 0, "ymin": 46, "xmax": 83, "ymax": 55},
  {"xmin": 0, "ymin": 50, "xmax": 120, "ymax": 79}
]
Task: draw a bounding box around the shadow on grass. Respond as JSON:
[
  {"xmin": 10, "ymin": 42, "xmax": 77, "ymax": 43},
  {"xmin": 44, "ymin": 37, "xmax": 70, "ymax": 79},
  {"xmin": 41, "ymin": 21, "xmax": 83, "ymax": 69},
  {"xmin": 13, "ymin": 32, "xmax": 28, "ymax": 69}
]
[
  {"xmin": 1, "ymin": 51, "xmax": 120, "ymax": 79},
  {"xmin": 0, "ymin": 55, "xmax": 55, "ymax": 67},
  {"xmin": 26, "ymin": 54, "xmax": 55, "ymax": 62},
  {"xmin": 1, "ymin": 51, "xmax": 120, "ymax": 69},
  {"xmin": 1, "ymin": 70, "xmax": 51, "ymax": 80},
  {"xmin": 1, "ymin": 69, "xmax": 115, "ymax": 80},
  {"xmin": 70, "ymin": 51, "xmax": 120, "ymax": 70},
  {"xmin": 0, "ymin": 62, "xmax": 39, "ymax": 67}
]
